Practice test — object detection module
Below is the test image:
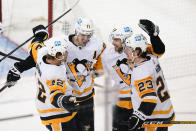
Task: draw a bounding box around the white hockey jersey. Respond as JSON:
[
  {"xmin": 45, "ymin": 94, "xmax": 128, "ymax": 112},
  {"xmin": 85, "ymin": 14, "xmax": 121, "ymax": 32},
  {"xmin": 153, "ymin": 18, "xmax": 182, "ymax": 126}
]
[
  {"xmin": 35, "ymin": 47, "xmax": 76, "ymax": 125},
  {"xmin": 102, "ymin": 47, "xmax": 132, "ymax": 109},
  {"xmin": 65, "ymin": 35, "xmax": 105, "ymax": 102},
  {"xmin": 131, "ymin": 54, "xmax": 175, "ymax": 127}
]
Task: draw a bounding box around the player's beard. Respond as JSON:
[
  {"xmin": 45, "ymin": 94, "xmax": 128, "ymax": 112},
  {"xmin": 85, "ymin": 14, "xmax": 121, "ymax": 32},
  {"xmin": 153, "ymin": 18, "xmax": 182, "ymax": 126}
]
[{"xmin": 115, "ymin": 46, "xmax": 123, "ymax": 53}]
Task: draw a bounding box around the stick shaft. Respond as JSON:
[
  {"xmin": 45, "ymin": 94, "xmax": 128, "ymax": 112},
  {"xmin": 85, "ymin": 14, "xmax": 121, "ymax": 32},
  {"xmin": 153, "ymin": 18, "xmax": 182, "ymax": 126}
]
[
  {"xmin": 0, "ymin": 114, "xmax": 34, "ymax": 121},
  {"xmin": 0, "ymin": 84, "xmax": 9, "ymax": 93},
  {"xmin": 0, "ymin": 36, "xmax": 34, "ymax": 62},
  {"xmin": 0, "ymin": 0, "xmax": 80, "ymax": 62},
  {"xmin": 0, "ymin": 82, "xmax": 15, "ymax": 93},
  {"xmin": 121, "ymin": 120, "xmax": 196, "ymax": 126},
  {"xmin": 0, "ymin": 51, "xmax": 24, "ymax": 61}
]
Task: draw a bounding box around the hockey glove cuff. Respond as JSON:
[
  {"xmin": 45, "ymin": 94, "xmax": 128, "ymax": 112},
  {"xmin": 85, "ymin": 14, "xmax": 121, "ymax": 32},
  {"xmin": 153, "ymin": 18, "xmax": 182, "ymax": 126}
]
[
  {"xmin": 32, "ymin": 25, "xmax": 49, "ymax": 42},
  {"xmin": 7, "ymin": 64, "xmax": 21, "ymax": 87},
  {"xmin": 129, "ymin": 110, "xmax": 147, "ymax": 130},
  {"xmin": 58, "ymin": 95, "xmax": 79, "ymax": 112},
  {"xmin": 138, "ymin": 19, "xmax": 159, "ymax": 37}
]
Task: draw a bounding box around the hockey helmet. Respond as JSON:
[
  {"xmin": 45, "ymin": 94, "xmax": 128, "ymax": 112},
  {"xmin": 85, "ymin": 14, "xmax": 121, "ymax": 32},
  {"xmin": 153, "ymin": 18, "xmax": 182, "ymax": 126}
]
[
  {"xmin": 125, "ymin": 34, "xmax": 148, "ymax": 53},
  {"xmin": 75, "ymin": 17, "xmax": 94, "ymax": 35},
  {"xmin": 45, "ymin": 36, "xmax": 68, "ymax": 60},
  {"xmin": 109, "ymin": 25, "xmax": 133, "ymax": 43}
]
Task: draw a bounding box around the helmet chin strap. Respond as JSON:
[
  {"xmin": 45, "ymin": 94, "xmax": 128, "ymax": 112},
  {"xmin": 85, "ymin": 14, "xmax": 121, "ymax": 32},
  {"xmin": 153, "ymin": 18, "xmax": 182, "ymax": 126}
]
[{"xmin": 122, "ymin": 42, "xmax": 126, "ymax": 50}]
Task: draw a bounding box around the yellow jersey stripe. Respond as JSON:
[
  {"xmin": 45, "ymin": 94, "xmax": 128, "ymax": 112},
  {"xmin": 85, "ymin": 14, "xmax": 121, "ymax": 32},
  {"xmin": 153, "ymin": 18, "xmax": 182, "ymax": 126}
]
[
  {"xmin": 51, "ymin": 123, "xmax": 60, "ymax": 131},
  {"xmin": 152, "ymin": 105, "xmax": 173, "ymax": 115},
  {"xmin": 117, "ymin": 101, "xmax": 133, "ymax": 110},
  {"xmin": 119, "ymin": 90, "xmax": 131, "ymax": 94},
  {"xmin": 50, "ymin": 90, "xmax": 63, "ymax": 104},
  {"xmin": 28, "ymin": 42, "xmax": 45, "ymax": 63},
  {"xmin": 142, "ymin": 99, "xmax": 157, "ymax": 104},
  {"xmin": 147, "ymin": 44, "xmax": 164, "ymax": 57},
  {"xmin": 37, "ymin": 108, "xmax": 65, "ymax": 113},
  {"xmin": 41, "ymin": 112, "xmax": 77, "ymax": 125}
]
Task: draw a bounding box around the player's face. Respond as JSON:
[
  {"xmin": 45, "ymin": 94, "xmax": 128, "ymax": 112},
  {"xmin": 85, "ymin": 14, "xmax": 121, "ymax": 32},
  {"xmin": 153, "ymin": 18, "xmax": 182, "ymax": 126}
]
[
  {"xmin": 112, "ymin": 38, "xmax": 123, "ymax": 53},
  {"xmin": 77, "ymin": 33, "xmax": 92, "ymax": 46},
  {"xmin": 55, "ymin": 51, "xmax": 68, "ymax": 65},
  {"xmin": 124, "ymin": 46, "xmax": 133, "ymax": 61},
  {"xmin": 133, "ymin": 49, "xmax": 140, "ymax": 57}
]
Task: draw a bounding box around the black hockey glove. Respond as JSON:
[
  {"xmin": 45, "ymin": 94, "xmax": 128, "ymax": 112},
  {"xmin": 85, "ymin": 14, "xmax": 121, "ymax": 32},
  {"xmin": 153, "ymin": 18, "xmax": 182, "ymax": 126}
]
[
  {"xmin": 7, "ymin": 64, "xmax": 21, "ymax": 87},
  {"xmin": 128, "ymin": 110, "xmax": 147, "ymax": 130},
  {"xmin": 138, "ymin": 19, "xmax": 159, "ymax": 36},
  {"xmin": 61, "ymin": 95, "xmax": 79, "ymax": 112},
  {"xmin": 32, "ymin": 25, "xmax": 49, "ymax": 42}
]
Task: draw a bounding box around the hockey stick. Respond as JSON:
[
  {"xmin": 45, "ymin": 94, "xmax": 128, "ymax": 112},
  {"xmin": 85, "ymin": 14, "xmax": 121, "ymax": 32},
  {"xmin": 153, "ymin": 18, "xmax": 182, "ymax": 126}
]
[
  {"xmin": 144, "ymin": 121, "xmax": 196, "ymax": 125},
  {"xmin": 0, "ymin": 51, "xmax": 23, "ymax": 61},
  {"xmin": 0, "ymin": 82, "xmax": 15, "ymax": 93},
  {"xmin": 120, "ymin": 120, "xmax": 196, "ymax": 126},
  {"xmin": 0, "ymin": 0, "xmax": 80, "ymax": 63},
  {"xmin": 0, "ymin": 114, "xmax": 34, "ymax": 121},
  {"xmin": 0, "ymin": 84, "xmax": 8, "ymax": 93}
]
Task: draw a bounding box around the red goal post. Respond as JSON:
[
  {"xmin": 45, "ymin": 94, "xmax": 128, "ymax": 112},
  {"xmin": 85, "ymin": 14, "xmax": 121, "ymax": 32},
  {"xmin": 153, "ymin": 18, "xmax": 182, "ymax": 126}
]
[{"xmin": 48, "ymin": 0, "xmax": 53, "ymax": 38}]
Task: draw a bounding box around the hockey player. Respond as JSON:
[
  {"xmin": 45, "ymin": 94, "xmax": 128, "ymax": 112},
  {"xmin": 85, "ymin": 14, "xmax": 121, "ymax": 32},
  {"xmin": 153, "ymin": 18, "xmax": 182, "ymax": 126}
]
[
  {"xmin": 101, "ymin": 19, "xmax": 166, "ymax": 131},
  {"xmin": 6, "ymin": 17, "xmax": 105, "ymax": 131},
  {"xmin": 102, "ymin": 25, "xmax": 133, "ymax": 131},
  {"xmin": 6, "ymin": 25, "xmax": 49, "ymax": 87},
  {"xmin": 64, "ymin": 17, "xmax": 105, "ymax": 131},
  {"xmin": 35, "ymin": 36, "xmax": 79, "ymax": 131},
  {"xmin": 124, "ymin": 34, "xmax": 175, "ymax": 131}
]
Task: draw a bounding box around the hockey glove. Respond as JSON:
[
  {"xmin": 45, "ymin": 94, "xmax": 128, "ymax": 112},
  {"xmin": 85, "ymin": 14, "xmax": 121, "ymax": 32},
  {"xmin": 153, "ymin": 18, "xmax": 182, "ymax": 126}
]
[
  {"xmin": 128, "ymin": 110, "xmax": 147, "ymax": 130},
  {"xmin": 138, "ymin": 19, "xmax": 159, "ymax": 36},
  {"xmin": 7, "ymin": 64, "xmax": 21, "ymax": 87},
  {"xmin": 60, "ymin": 95, "xmax": 79, "ymax": 112},
  {"xmin": 32, "ymin": 25, "xmax": 49, "ymax": 42}
]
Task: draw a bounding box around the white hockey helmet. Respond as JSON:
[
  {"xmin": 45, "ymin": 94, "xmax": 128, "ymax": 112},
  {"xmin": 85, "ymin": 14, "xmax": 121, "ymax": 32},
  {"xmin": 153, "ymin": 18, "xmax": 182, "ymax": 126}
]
[
  {"xmin": 125, "ymin": 34, "xmax": 148, "ymax": 53},
  {"xmin": 45, "ymin": 36, "xmax": 68, "ymax": 60},
  {"xmin": 75, "ymin": 17, "xmax": 94, "ymax": 35},
  {"xmin": 109, "ymin": 26, "xmax": 133, "ymax": 43}
]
